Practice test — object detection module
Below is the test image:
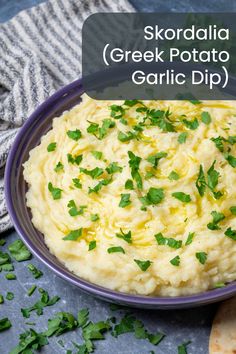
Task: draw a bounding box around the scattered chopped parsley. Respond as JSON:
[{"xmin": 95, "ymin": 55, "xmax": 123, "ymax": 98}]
[
  {"xmin": 134, "ymin": 259, "xmax": 152, "ymax": 271},
  {"xmin": 28, "ymin": 285, "xmax": 37, "ymax": 297},
  {"xmin": 87, "ymin": 119, "xmax": 115, "ymax": 140},
  {"xmin": 170, "ymin": 255, "xmax": 180, "ymax": 266},
  {"xmin": 140, "ymin": 187, "xmax": 164, "ymax": 208},
  {"xmin": 67, "ymin": 153, "xmax": 83, "ymax": 165},
  {"xmin": 107, "ymin": 246, "xmax": 125, "ymax": 254},
  {"xmin": 214, "ymin": 282, "xmax": 225, "ymax": 289},
  {"xmin": 47, "ymin": 142, "xmax": 57, "ymax": 152},
  {"xmin": 27, "ymin": 264, "xmax": 43, "ymax": 279},
  {"xmin": 182, "ymin": 118, "xmax": 199, "ymax": 130},
  {"xmin": 172, "ymin": 192, "xmax": 191, "ymax": 203},
  {"xmin": 125, "ymin": 179, "xmax": 134, "ymax": 190},
  {"xmin": 8, "ymin": 239, "xmax": 31, "ymax": 262},
  {"xmin": 178, "ymin": 132, "xmax": 188, "ymax": 144},
  {"xmin": 0, "ymin": 295, "xmax": 3, "ymax": 304},
  {"xmin": 185, "ymin": 232, "xmax": 195, "ymax": 245},
  {"xmin": 5, "ymin": 273, "xmax": 16, "ymax": 280},
  {"xmin": 0, "ymin": 317, "xmax": 12, "ymax": 332},
  {"xmin": 155, "ymin": 233, "xmax": 182, "ymax": 249},
  {"xmin": 90, "ymin": 214, "xmax": 99, "ymax": 222},
  {"xmin": 6, "ymin": 292, "xmax": 14, "ymax": 301},
  {"xmin": 54, "ymin": 162, "xmax": 64, "ymax": 173},
  {"xmin": 88, "ymin": 241, "xmax": 96, "ymax": 251},
  {"xmin": 1, "ymin": 263, "xmax": 14, "ymax": 271},
  {"xmin": 67, "ymin": 129, "xmax": 82, "ymax": 141},
  {"xmin": 225, "ymin": 227, "xmax": 236, "ymax": 240},
  {"xmin": 128, "ymin": 151, "xmax": 143, "ymax": 190},
  {"xmin": 196, "ymin": 165, "xmax": 206, "ymax": 197},
  {"xmin": 48, "ymin": 182, "xmax": 62, "ymax": 200},
  {"xmin": 67, "ymin": 200, "xmax": 87, "ymax": 217},
  {"xmin": 224, "ymin": 153, "xmax": 236, "ymax": 168},
  {"xmin": 116, "ymin": 229, "xmax": 132, "ymax": 244},
  {"xmin": 196, "ymin": 252, "xmax": 207, "ymax": 265},
  {"xmin": 44, "ymin": 312, "xmax": 77, "ymax": 337},
  {"xmin": 72, "ymin": 178, "xmax": 82, "ymax": 189},
  {"xmin": 211, "ymin": 136, "xmax": 225, "ymax": 152},
  {"xmin": 196, "ymin": 161, "xmax": 222, "ymax": 199},
  {"xmin": 91, "ymin": 151, "xmax": 103, "ymax": 160},
  {"xmin": 146, "ymin": 151, "xmax": 167, "ymax": 168},
  {"xmin": 148, "ymin": 109, "xmax": 176, "ymax": 132},
  {"xmin": 10, "ymin": 328, "xmax": 48, "ymax": 353},
  {"xmin": 80, "ymin": 167, "xmax": 104, "ymax": 179},
  {"xmin": 207, "ymin": 211, "xmax": 225, "ymax": 230},
  {"xmin": 110, "ymin": 104, "xmax": 125, "ymax": 119},
  {"xmin": 106, "ymin": 162, "xmax": 122, "ymax": 174},
  {"xmin": 230, "ymin": 206, "xmax": 236, "ymax": 215},
  {"xmin": 168, "ymin": 170, "xmax": 180, "ymax": 180},
  {"xmin": 178, "ymin": 340, "xmax": 191, "ymax": 354},
  {"xmin": 21, "ymin": 288, "xmax": 60, "ymax": 318},
  {"xmin": 119, "ymin": 194, "xmax": 131, "ymax": 208},
  {"xmin": 88, "ymin": 178, "xmax": 112, "ymax": 194},
  {"xmin": 201, "ymin": 112, "xmax": 211, "ymax": 125},
  {"xmin": 118, "ymin": 131, "xmax": 137, "ymax": 142},
  {"xmin": 63, "ymin": 229, "xmax": 83, "ymax": 241}
]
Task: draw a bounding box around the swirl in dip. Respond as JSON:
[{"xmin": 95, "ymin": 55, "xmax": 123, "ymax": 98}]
[{"xmin": 23, "ymin": 96, "xmax": 236, "ymax": 296}]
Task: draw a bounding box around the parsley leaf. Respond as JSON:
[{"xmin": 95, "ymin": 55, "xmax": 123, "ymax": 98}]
[
  {"xmin": 230, "ymin": 206, "xmax": 236, "ymax": 215},
  {"xmin": 80, "ymin": 167, "xmax": 103, "ymax": 179},
  {"xmin": 91, "ymin": 151, "xmax": 102, "ymax": 160},
  {"xmin": 182, "ymin": 118, "xmax": 199, "ymax": 130},
  {"xmin": 178, "ymin": 132, "xmax": 188, "ymax": 144},
  {"xmin": 196, "ymin": 165, "xmax": 206, "ymax": 197},
  {"xmin": 67, "ymin": 200, "xmax": 87, "ymax": 217},
  {"xmin": 168, "ymin": 170, "xmax": 180, "ymax": 180},
  {"xmin": 87, "ymin": 119, "xmax": 115, "ymax": 140},
  {"xmin": 118, "ymin": 131, "xmax": 137, "ymax": 142},
  {"xmin": 72, "ymin": 178, "xmax": 82, "ymax": 189},
  {"xmin": 10, "ymin": 328, "xmax": 48, "ymax": 353},
  {"xmin": 106, "ymin": 162, "xmax": 122, "ymax": 174},
  {"xmin": 44, "ymin": 312, "xmax": 77, "ymax": 337},
  {"xmin": 88, "ymin": 240, "xmax": 96, "ymax": 251},
  {"xmin": 128, "ymin": 151, "xmax": 143, "ymax": 189},
  {"xmin": 207, "ymin": 211, "xmax": 225, "ymax": 230},
  {"xmin": 211, "ymin": 136, "xmax": 225, "ymax": 152},
  {"xmin": 27, "ymin": 264, "xmax": 43, "ymax": 279},
  {"xmin": 225, "ymin": 227, "xmax": 236, "ymax": 241},
  {"xmin": 140, "ymin": 188, "xmax": 164, "ymax": 207},
  {"xmin": 155, "ymin": 233, "xmax": 182, "ymax": 249},
  {"xmin": 78, "ymin": 308, "xmax": 89, "ymax": 328},
  {"xmin": 90, "ymin": 214, "xmax": 99, "ymax": 222},
  {"xmin": 207, "ymin": 161, "xmax": 223, "ymax": 199},
  {"xmin": 107, "ymin": 246, "xmax": 125, "ymax": 254},
  {"xmin": 47, "ymin": 142, "xmax": 57, "ymax": 152},
  {"xmin": 201, "ymin": 112, "xmax": 211, "ymax": 125},
  {"xmin": 185, "ymin": 232, "xmax": 195, "ymax": 245},
  {"xmin": 8, "ymin": 239, "xmax": 31, "ymax": 262},
  {"xmin": 134, "ymin": 259, "xmax": 152, "ymax": 271},
  {"xmin": 119, "ymin": 194, "xmax": 131, "ymax": 208},
  {"xmin": 224, "ymin": 153, "xmax": 236, "ymax": 168},
  {"xmin": 148, "ymin": 109, "xmax": 176, "ymax": 132},
  {"xmin": 67, "ymin": 129, "xmax": 82, "ymax": 141},
  {"xmin": 54, "ymin": 161, "xmax": 64, "ymax": 172},
  {"xmin": 48, "ymin": 182, "xmax": 62, "ymax": 200},
  {"xmin": 196, "ymin": 252, "xmax": 207, "ymax": 264},
  {"xmin": 125, "ymin": 179, "xmax": 134, "ymax": 190},
  {"xmin": 67, "ymin": 153, "xmax": 83, "ymax": 165},
  {"xmin": 172, "ymin": 192, "xmax": 191, "ymax": 203},
  {"xmin": 0, "ymin": 318, "xmax": 12, "ymax": 332},
  {"xmin": 170, "ymin": 255, "xmax": 180, "ymax": 266},
  {"xmin": 63, "ymin": 229, "xmax": 83, "ymax": 241},
  {"xmin": 146, "ymin": 152, "xmax": 167, "ymax": 168},
  {"xmin": 110, "ymin": 104, "xmax": 125, "ymax": 119},
  {"xmin": 116, "ymin": 229, "xmax": 132, "ymax": 244},
  {"xmin": 178, "ymin": 340, "xmax": 191, "ymax": 354},
  {"xmin": 88, "ymin": 178, "xmax": 112, "ymax": 194}
]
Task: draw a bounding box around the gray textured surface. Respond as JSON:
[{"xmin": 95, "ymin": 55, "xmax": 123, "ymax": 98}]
[{"xmin": 0, "ymin": 0, "xmax": 235, "ymax": 353}]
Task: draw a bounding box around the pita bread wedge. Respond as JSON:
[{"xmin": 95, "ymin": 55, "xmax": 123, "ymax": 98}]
[{"xmin": 209, "ymin": 297, "xmax": 236, "ymax": 354}]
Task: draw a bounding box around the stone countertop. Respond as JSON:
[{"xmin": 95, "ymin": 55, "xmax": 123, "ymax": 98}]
[{"xmin": 0, "ymin": 1, "xmax": 235, "ymax": 353}]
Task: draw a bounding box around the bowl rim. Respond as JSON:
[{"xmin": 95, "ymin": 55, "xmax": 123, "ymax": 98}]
[{"xmin": 5, "ymin": 78, "xmax": 236, "ymax": 308}]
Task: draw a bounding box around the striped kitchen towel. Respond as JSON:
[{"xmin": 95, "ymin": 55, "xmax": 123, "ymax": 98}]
[{"xmin": 0, "ymin": 0, "xmax": 134, "ymax": 232}]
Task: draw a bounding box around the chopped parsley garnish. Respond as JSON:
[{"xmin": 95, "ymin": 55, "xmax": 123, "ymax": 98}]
[
  {"xmin": 196, "ymin": 252, "xmax": 207, "ymax": 264},
  {"xmin": 88, "ymin": 240, "xmax": 97, "ymax": 251},
  {"xmin": 125, "ymin": 179, "xmax": 134, "ymax": 190},
  {"xmin": 106, "ymin": 162, "xmax": 122, "ymax": 174},
  {"xmin": 230, "ymin": 206, "xmax": 236, "ymax": 215},
  {"xmin": 211, "ymin": 136, "xmax": 225, "ymax": 152},
  {"xmin": 6, "ymin": 292, "xmax": 14, "ymax": 301},
  {"xmin": 119, "ymin": 194, "xmax": 131, "ymax": 208},
  {"xmin": 148, "ymin": 109, "xmax": 176, "ymax": 132},
  {"xmin": 54, "ymin": 161, "xmax": 64, "ymax": 172},
  {"xmin": 80, "ymin": 167, "xmax": 103, "ymax": 179},
  {"xmin": 72, "ymin": 178, "xmax": 82, "ymax": 189},
  {"xmin": 48, "ymin": 182, "xmax": 62, "ymax": 200},
  {"xmin": 196, "ymin": 165, "xmax": 206, "ymax": 197},
  {"xmin": 124, "ymin": 100, "xmax": 142, "ymax": 107},
  {"xmin": 90, "ymin": 214, "xmax": 99, "ymax": 222},
  {"xmin": 224, "ymin": 153, "xmax": 236, "ymax": 168},
  {"xmin": 107, "ymin": 246, "xmax": 125, "ymax": 254},
  {"xmin": 214, "ymin": 282, "xmax": 225, "ymax": 289},
  {"xmin": 172, "ymin": 192, "xmax": 191, "ymax": 203},
  {"xmin": 8, "ymin": 239, "xmax": 31, "ymax": 262},
  {"xmin": 27, "ymin": 264, "xmax": 43, "ymax": 279},
  {"xmin": 201, "ymin": 111, "xmax": 211, "ymax": 125},
  {"xmin": 116, "ymin": 229, "xmax": 132, "ymax": 244},
  {"xmin": 0, "ymin": 251, "xmax": 10, "ymax": 265},
  {"xmin": 21, "ymin": 288, "xmax": 60, "ymax": 318},
  {"xmin": 170, "ymin": 255, "xmax": 180, "ymax": 266},
  {"xmin": 178, "ymin": 132, "xmax": 188, "ymax": 144},
  {"xmin": 168, "ymin": 170, "xmax": 180, "ymax": 180},
  {"xmin": 118, "ymin": 131, "xmax": 137, "ymax": 142},
  {"xmin": 146, "ymin": 152, "xmax": 167, "ymax": 168},
  {"xmin": 5, "ymin": 273, "xmax": 16, "ymax": 280},
  {"xmin": 67, "ymin": 129, "xmax": 82, "ymax": 141},
  {"xmin": 155, "ymin": 233, "xmax": 182, "ymax": 249},
  {"xmin": 128, "ymin": 151, "xmax": 143, "ymax": 190},
  {"xmin": 134, "ymin": 259, "xmax": 152, "ymax": 271},
  {"xmin": 140, "ymin": 188, "xmax": 164, "ymax": 208},
  {"xmin": 182, "ymin": 118, "xmax": 199, "ymax": 130},
  {"xmin": 110, "ymin": 104, "xmax": 125, "ymax": 119},
  {"xmin": 87, "ymin": 119, "xmax": 115, "ymax": 139},
  {"xmin": 67, "ymin": 200, "xmax": 87, "ymax": 217},
  {"xmin": 91, "ymin": 151, "xmax": 103, "ymax": 160},
  {"xmin": 225, "ymin": 227, "xmax": 236, "ymax": 240},
  {"xmin": 207, "ymin": 211, "xmax": 225, "ymax": 230},
  {"xmin": 47, "ymin": 142, "xmax": 57, "ymax": 152},
  {"xmin": 0, "ymin": 318, "xmax": 12, "ymax": 332},
  {"xmin": 0, "ymin": 295, "xmax": 3, "ymax": 304},
  {"xmin": 63, "ymin": 229, "xmax": 83, "ymax": 241},
  {"xmin": 88, "ymin": 178, "xmax": 112, "ymax": 194},
  {"xmin": 178, "ymin": 340, "xmax": 191, "ymax": 354},
  {"xmin": 196, "ymin": 161, "xmax": 222, "ymax": 199},
  {"xmin": 185, "ymin": 232, "xmax": 195, "ymax": 245},
  {"xmin": 28, "ymin": 285, "xmax": 37, "ymax": 297},
  {"xmin": 67, "ymin": 153, "xmax": 83, "ymax": 165}
]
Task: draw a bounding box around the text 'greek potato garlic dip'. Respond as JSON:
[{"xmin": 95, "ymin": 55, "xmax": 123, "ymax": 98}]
[{"xmin": 23, "ymin": 96, "xmax": 236, "ymax": 296}]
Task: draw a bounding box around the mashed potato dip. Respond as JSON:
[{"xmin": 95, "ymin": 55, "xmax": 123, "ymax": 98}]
[{"xmin": 23, "ymin": 96, "xmax": 236, "ymax": 296}]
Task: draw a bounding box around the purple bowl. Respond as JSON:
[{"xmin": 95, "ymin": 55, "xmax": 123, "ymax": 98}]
[{"xmin": 5, "ymin": 79, "xmax": 236, "ymax": 309}]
